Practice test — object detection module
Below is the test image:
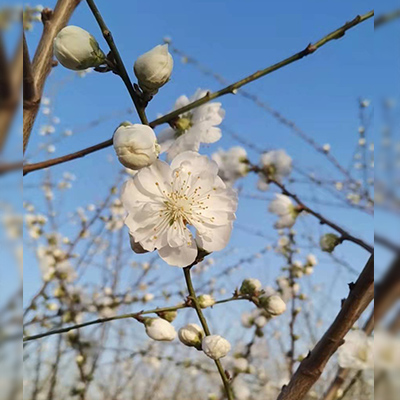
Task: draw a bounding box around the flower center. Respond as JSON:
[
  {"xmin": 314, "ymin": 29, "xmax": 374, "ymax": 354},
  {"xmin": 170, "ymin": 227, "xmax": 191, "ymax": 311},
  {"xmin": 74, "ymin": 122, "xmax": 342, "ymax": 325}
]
[{"xmin": 174, "ymin": 116, "xmax": 192, "ymax": 137}]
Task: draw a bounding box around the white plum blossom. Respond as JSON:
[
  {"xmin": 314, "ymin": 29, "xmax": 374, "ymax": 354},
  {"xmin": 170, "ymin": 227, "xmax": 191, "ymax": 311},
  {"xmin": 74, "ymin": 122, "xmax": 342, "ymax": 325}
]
[
  {"xmin": 211, "ymin": 146, "xmax": 249, "ymax": 185},
  {"xmin": 158, "ymin": 89, "xmax": 225, "ymax": 161},
  {"xmin": 198, "ymin": 294, "xmax": 216, "ymax": 308},
  {"xmin": 260, "ymin": 295, "xmax": 286, "ymax": 316},
  {"xmin": 268, "ymin": 194, "xmax": 299, "ymax": 229},
  {"xmin": 322, "ymin": 143, "xmax": 331, "ymax": 153},
  {"xmin": 258, "ymin": 150, "xmax": 292, "ymax": 191},
  {"xmin": 240, "ymin": 278, "xmax": 262, "ymax": 296},
  {"xmin": 53, "ymin": 26, "xmax": 105, "ymax": 70},
  {"xmin": 306, "ymin": 254, "xmax": 318, "ymax": 266},
  {"xmin": 338, "ymin": 330, "xmax": 373, "ymax": 370},
  {"xmin": 178, "ymin": 323, "xmax": 205, "ymax": 348},
  {"xmin": 374, "ymin": 329, "xmax": 400, "ymax": 371},
  {"xmin": 113, "ymin": 123, "xmax": 160, "ymax": 170},
  {"xmin": 121, "ymin": 151, "xmax": 238, "ymax": 267},
  {"xmin": 144, "ymin": 318, "xmax": 177, "ymax": 341},
  {"xmin": 202, "ymin": 335, "xmax": 231, "ymax": 360},
  {"xmin": 233, "ymin": 357, "xmax": 249, "ymax": 373},
  {"xmin": 134, "ymin": 44, "xmax": 173, "ymax": 94},
  {"xmin": 232, "ymin": 378, "xmax": 251, "ymax": 400}
]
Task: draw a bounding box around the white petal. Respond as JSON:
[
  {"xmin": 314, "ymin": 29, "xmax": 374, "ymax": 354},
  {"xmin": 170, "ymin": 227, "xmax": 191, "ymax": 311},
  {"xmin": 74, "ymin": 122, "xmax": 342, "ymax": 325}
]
[
  {"xmin": 196, "ymin": 222, "xmax": 233, "ymax": 252},
  {"xmin": 158, "ymin": 242, "xmax": 198, "ymax": 267}
]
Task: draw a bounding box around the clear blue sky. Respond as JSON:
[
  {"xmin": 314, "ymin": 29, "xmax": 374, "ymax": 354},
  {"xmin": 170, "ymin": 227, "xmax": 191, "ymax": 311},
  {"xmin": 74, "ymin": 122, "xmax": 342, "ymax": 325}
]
[{"xmin": 6, "ymin": 0, "xmax": 395, "ymax": 341}]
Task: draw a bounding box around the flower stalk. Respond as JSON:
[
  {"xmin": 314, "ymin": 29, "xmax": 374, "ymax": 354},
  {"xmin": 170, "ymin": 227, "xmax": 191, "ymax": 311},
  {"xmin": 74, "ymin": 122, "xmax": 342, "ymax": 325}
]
[{"xmin": 183, "ymin": 266, "xmax": 234, "ymax": 400}]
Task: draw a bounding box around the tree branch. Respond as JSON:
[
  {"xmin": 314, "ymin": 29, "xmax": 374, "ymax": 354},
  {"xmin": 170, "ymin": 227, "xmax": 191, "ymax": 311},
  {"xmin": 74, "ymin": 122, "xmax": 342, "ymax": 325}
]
[
  {"xmin": 85, "ymin": 0, "xmax": 148, "ymax": 125},
  {"xmin": 23, "ymin": 0, "xmax": 81, "ymax": 155},
  {"xmin": 0, "ymin": 33, "xmax": 23, "ymax": 153},
  {"xmin": 322, "ymin": 255, "xmax": 400, "ymax": 400},
  {"xmin": 276, "ymin": 255, "xmax": 374, "ymax": 400},
  {"xmin": 22, "ymin": 10, "xmax": 374, "ymax": 175}
]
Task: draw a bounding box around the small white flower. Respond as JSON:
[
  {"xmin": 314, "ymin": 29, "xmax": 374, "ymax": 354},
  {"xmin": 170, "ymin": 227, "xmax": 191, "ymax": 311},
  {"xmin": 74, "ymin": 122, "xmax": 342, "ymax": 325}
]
[
  {"xmin": 202, "ymin": 335, "xmax": 231, "ymax": 360},
  {"xmin": 358, "ymin": 138, "xmax": 366, "ymax": 146},
  {"xmin": 121, "ymin": 151, "xmax": 238, "ymax": 267},
  {"xmin": 233, "ymin": 357, "xmax": 249, "ymax": 373},
  {"xmin": 254, "ymin": 315, "xmax": 268, "ymax": 328},
  {"xmin": 212, "ymin": 146, "xmax": 248, "ymax": 185},
  {"xmin": 260, "ymin": 295, "xmax": 286, "ymax": 316},
  {"xmin": 158, "ymin": 89, "xmax": 225, "ymax": 161},
  {"xmin": 134, "ymin": 44, "xmax": 173, "ymax": 94},
  {"xmin": 335, "ymin": 182, "xmax": 343, "ymax": 191},
  {"xmin": 143, "ymin": 293, "xmax": 154, "ymax": 302},
  {"xmin": 322, "ymin": 143, "xmax": 331, "ymax": 153},
  {"xmin": 113, "ymin": 123, "xmax": 160, "ymax": 170},
  {"xmin": 374, "ymin": 329, "xmax": 400, "ymax": 371},
  {"xmin": 258, "ymin": 150, "xmax": 292, "ymax": 190},
  {"xmin": 53, "ymin": 26, "xmax": 105, "ymax": 70},
  {"xmin": 240, "ymin": 278, "xmax": 262, "ymax": 296},
  {"xmin": 144, "ymin": 318, "xmax": 176, "ymax": 341},
  {"xmin": 268, "ymin": 194, "xmax": 299, "ymax": 229},
  {"xmin": 178, "ymin": 323, "xmax": 205, "ymax": 348},
  {"xmin": 320, "ymin": 233, "xmax": 340, "ymax": 253},
  {"xmin": 306, "ymin": 254, "xmax": 318, "ymax": 266},
  {"xmin": 232, "ymin": 378, "xmax": 251, "ymax": 400},
  {"xmin": 338, "ymin": 330, "xmax": 373, "ymax": 370},
  {"xmin": 198, "ymin": 294, "xmax": 216, "ymax": 308},
  {"xmin": 360, "ymin": 99, "xmax": 371, "ymax": 108}
]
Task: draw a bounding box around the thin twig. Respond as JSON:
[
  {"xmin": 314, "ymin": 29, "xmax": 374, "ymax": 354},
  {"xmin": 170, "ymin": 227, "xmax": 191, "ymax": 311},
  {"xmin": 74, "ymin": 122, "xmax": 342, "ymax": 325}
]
[
  {"xmin": 22, "ymin": 295, "xmax": 250, "ymax": 343},
  {"xmin": 252, "ymin": 168, "xmax": 374, "ymax": 253},
  {"xmin": 85, "ymin": 0, "xmax": 148, "ymax": 125}
]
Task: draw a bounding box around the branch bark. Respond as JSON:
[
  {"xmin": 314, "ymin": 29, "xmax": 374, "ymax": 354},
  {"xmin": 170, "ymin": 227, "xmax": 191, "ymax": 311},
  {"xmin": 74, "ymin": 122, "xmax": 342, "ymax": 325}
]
[
  {"xmin": 0, "ymin": 33, "xmax": 23, "ymax": 153},
  {"xmin": 322, "ymin": 255, "xmax": 400, "ymax": 400},
  {"xmin": 276, "ymin": 255, "xmax": 374, "ymax": 400},
  {"xmin": 22, "ymin": 0, "xmax": 81, "ymax": 155},
  {"xmin": 22, "ymin": 10, "xmax": 374, "ymax": 175}
]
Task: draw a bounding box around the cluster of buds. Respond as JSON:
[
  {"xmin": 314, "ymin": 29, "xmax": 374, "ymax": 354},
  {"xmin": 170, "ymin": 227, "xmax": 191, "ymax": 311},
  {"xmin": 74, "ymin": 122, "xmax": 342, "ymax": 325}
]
[{"xmin": 54, "ymin": 26, "xmax": 174, "ymax": 173}]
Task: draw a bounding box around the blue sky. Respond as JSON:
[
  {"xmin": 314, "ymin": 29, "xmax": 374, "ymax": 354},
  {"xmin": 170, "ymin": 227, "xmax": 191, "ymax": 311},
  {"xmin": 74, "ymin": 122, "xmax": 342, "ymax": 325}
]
[{"xmin": 4, "ymin": 0, "xmax": 395, "ymax": 346}]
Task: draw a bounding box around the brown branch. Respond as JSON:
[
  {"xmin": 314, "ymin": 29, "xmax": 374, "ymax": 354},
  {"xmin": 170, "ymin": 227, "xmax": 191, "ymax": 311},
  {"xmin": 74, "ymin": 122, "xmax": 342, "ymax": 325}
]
[
  {"xmin": 23, "ymin": 0, "xmax": 81, "ymax": 155},
  {"xmin": 22, "ymin": 10, "xmax": 373, "ymax": 175},
  {"xmin": 0, "ymin": 33, "xmax": 23, "ymax": 153},
  {"xmin": 23, "ymin": 31, "xmax": 35, "ymax": 102},
  {"xmin": 322, "ymin": 255, "xmax": 400, "ymax": 400},
  {"xmin": 276, "ymin": 255, "xmax": 374, "ymax": 400}
]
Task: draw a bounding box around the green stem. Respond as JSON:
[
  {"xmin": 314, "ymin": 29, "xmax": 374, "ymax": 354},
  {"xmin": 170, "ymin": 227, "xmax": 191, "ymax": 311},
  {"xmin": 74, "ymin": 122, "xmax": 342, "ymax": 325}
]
[
  {"xmin": 85, "ymin": 0, "xmax": 149, "ymax": 125},
  {"xmin": 183, "ymin": 267, "xmax": 234, "ymax": 400}
]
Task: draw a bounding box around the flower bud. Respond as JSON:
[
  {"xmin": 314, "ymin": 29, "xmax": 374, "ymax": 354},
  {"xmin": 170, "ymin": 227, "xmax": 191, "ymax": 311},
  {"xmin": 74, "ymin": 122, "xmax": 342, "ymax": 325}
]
[
  {"xmin": 144, "ymin": 318, "xmax": 176, "ymax": 341},
  {"xmin": 197, "ymin": 294, "xmax": 216, "ymax": 309},
  {"xmin": 113, "ymin": 123, "xmax": 160, "ymax": 170},
  {"xmin": 240, "ymin": 278, "xmax": 262, "ymax": 296},
  {"xmin": 178, "ymin": 323, "xmax": 205, "ymax": 349},
  {"xmin": 259, "ymin": 295, "xmax": 286, "ymax": 316},
  {"xmin": 53, "ymin": 26, "xmax": 105, "ymax": 71},
  {"xmin": 320, "ymin": 233, "xmax": 340, "ymax": 253},
  {"xmin": 306, "ymin": 254, "xmax": 318, "ymax": 266},
  {"xmin": 134, "ymin": 44, "xmax": 173, "ymax": 94},
  {"xmin": 202, "ymin": 335, "xmax": 231, "ymax": 360},
  {"xmin": 233, "ymin": 357, "xmax": 249, "ymax": 373},
  {"xmin": 157, "ymin": 310, "xmax": 178, "ymax": 322}
]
